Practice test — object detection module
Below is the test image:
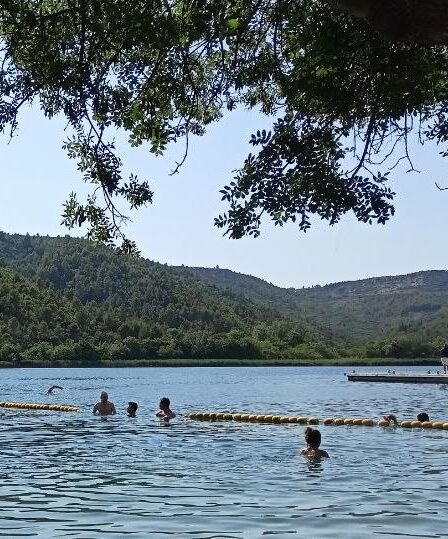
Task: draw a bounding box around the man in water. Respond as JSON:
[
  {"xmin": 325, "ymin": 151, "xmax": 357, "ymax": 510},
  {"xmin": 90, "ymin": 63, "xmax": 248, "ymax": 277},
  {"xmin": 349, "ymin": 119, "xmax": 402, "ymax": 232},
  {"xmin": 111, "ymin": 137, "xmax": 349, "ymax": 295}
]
[
  {"xmin": 441, "ymin": 344, "xmax": 448, "ymax": 373},
  {"xmin": 93, "ymin": 391, "xmax": 116, "ymax": 416},
  {"xmin": 46, "ymin": 385, "xmax": 63, "ymax": 395}
]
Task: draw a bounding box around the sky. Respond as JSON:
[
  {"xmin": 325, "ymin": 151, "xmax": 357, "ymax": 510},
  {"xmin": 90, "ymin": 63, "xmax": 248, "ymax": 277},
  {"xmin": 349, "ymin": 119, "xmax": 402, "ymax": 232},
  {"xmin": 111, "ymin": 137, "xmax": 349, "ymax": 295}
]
[{"xmin": 0, "ymin": 105, "xmax": 447, "ymax": 289}]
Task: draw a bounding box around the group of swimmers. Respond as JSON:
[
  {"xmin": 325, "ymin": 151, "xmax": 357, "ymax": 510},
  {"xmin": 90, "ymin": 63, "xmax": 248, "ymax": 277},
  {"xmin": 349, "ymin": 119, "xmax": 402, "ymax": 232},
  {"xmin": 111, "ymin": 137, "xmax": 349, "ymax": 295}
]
[
  {"xmin": 89, "ymin": 390, "xmax": 328, "ymax": 460},
  {"xmin": 92, "ymin": 391, "xmax": 176, "ymax": 420},
  {"xmin": 49, "ymin": 388, "xmax": 435, "ymax": 462},
  {"xmin": 382, "ymin": 411, "xmax": 430, "ymax": 425},
  {"xmin": 300, "ymin": 411, "xmax": 432, "ymax": 460}
]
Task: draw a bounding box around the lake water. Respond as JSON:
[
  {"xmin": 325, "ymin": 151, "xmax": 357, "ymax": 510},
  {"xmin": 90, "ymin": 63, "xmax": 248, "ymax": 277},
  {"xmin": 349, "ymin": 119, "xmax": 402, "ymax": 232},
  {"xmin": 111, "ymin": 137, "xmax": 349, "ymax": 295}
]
[{"xmin": 1, "ymin": 366, "xmax": 448, "ymax": 538}]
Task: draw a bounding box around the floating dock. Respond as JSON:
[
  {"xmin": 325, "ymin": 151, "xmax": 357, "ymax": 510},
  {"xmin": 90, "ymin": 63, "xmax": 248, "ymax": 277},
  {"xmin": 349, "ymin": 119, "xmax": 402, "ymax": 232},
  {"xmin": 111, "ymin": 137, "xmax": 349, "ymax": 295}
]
[{"xmin": 347, "ymin": 373, "xmax": 448, "ymax": 384}]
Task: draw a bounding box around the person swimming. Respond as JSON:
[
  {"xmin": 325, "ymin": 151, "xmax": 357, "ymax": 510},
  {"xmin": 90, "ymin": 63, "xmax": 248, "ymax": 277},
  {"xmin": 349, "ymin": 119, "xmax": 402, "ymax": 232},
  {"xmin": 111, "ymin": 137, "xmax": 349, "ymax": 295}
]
[
  {"xmin": 127, "ymin": 402, "xmax": 138, "ymax": 417},
  {"xmin": 417, "ymin": 412, "xmax": 430, "ymax": 422},
  {"xmin": 381, "ymin": 414, "xmax": 398, "ymax": 426},
  {"xmin": 92, "ymin": 391, "xmax": 116, "ymax": 416},
  {"xmin": 300, "ymin": 427, "xmax": 329, "ymax": 459},
  {"xmin": 45, "ymin": 385, "xmax": 63, "ymax": 395},
  {"xmin": 156, "ymin": 397, "xmax": 176, "ymax": 420}
]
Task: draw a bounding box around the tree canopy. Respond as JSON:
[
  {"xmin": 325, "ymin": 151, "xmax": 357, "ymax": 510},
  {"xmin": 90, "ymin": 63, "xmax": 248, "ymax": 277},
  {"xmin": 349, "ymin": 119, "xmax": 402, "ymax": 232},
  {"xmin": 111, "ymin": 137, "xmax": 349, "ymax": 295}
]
[{"xmin": 1, "ymin": 1, "xmax": 447, "ymax": 251}]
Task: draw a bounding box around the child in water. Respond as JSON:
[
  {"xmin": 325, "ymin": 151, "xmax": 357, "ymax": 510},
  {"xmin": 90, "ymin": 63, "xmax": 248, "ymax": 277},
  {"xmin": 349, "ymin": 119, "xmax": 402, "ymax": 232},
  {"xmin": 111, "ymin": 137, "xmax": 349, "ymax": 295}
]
[
  {"xmin": 300, "ymin": 427, "xmax": 329, "ymax": 459},
  {"xmin": 156, "ymin": 397, "xmax": 176, "ymax": 420},
  {"xmin": 417, "ymin": 412, "xmax": 429, "ymax": 422},
  {"xmin": 127, "ymin": 402, "xmax": 138, "ymax": 417}
]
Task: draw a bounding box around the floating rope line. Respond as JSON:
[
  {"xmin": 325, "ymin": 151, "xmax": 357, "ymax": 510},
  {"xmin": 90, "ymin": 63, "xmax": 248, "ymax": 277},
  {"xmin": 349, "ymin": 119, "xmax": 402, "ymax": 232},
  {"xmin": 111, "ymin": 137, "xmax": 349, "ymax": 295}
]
[
  {"xmin": 0, "ymin": 402, "xmax": 79, "ymax": 412},
  {"xmin": 187, "ymin": 413, "xmax": 448, "ymax": 430}
]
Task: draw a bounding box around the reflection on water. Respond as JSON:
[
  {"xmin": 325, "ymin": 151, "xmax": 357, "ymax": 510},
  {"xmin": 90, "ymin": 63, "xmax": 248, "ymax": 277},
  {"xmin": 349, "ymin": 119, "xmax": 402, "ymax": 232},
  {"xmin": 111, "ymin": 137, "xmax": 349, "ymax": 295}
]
[{"xmin": 1, "ymin": 366, "xmax": 448, "ymax": 537}]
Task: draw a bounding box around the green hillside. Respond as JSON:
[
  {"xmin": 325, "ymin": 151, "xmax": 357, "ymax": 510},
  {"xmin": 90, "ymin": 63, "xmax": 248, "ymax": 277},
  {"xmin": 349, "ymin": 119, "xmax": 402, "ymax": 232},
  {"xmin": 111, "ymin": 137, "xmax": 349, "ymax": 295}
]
[
  {"xmin": 179, "ymin": 266, "xmax": 448, "ymax": 358},
  {"xmin": 0, "ymin": 231, "xmax": 446, "ymax": 366},
  {"xmin": 0, "ymin": 232, "xmax": 339, "ymax": 366}
]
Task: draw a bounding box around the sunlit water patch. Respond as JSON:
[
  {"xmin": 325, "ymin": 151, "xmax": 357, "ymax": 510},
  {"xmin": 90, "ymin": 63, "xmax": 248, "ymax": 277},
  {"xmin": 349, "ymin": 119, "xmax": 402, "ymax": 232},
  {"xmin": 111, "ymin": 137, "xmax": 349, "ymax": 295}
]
[{"xmin": 1, "ymin": 366, "xmax": 448, "ymax": 537}]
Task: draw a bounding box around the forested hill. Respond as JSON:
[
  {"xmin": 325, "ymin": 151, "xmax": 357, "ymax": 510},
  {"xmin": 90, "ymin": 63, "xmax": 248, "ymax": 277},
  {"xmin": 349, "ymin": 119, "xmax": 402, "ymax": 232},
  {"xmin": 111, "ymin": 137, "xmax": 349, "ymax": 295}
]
[
  {"xmin": 0, "ymin": 231, "xmax": 447, "ymax": 365},
  {"xmin": 180, "ymin": 266, "xmax": 448, "ymax": 356},
  {"xmin": 0, "ymin": 232, "xmax": 337, "ymax": 366}
]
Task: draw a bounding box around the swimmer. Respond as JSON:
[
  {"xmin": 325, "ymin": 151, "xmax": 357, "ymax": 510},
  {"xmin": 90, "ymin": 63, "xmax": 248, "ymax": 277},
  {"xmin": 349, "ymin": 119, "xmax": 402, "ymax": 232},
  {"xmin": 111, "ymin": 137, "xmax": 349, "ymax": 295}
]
[
  {"xmin": 45, "ymin": 385, "xmax": 63, "ymax": 395},
  {"xmin": 127, "ymin": 402, "xmax": 138, "ymax": 418},
  {"xmin": 156, "ymin": 397, "xmax": 176, "ymax": 420},
  {"xmin": 417, "ymin": 412, "xmax": 430, "ymax": 422},
  {"xmin": 300, "ymin": 427, "xmax": 329, "ymax": 459},
  {"xmin": 93, "ymin": 391, "xmax": 116, "ymax": 416},
  {"xmin": 381, "ymin": 414, "xmax": 398, "ymax": 426}
]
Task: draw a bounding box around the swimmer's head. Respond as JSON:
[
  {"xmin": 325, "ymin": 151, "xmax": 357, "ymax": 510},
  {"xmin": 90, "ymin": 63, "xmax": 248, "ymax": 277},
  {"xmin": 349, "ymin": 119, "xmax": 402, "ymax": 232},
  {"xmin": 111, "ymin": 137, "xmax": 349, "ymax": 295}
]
[
  {"xmin": 100, "ymin": 391, "xmax": 108, "ymax": 402},
  {"xmin": 305, "ymin": 427, "xmax": 321, "ymax": 449},
  {"xmin": 382, "ymin": 414, "xmax": 398, "ymax": 425},
  {"xmin": 127, "ymin": 402, "xmax": 138, "ymax": 416},
  {"xmin": 159, "ymin": 397, "xmax": 170, "ymax": 411},
  {"xmin": 417, "ymin": 412, "xmax": 429, "ymax": 422}
]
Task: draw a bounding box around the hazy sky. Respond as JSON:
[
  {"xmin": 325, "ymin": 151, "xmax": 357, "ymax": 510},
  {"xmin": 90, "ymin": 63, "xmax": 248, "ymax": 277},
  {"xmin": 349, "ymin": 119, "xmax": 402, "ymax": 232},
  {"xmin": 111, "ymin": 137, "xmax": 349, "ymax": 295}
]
[{"xmin": 1, "ymin": 105, "xmax": 447, "ymax": 288}]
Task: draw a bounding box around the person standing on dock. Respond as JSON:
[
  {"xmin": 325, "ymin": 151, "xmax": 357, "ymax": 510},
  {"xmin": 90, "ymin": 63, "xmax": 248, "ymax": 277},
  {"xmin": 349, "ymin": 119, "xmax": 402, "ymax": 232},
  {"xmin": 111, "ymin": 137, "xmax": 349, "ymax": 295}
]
[{"xmin": 440, "ymin": 344, "xmax": 448, "ymax": 374}]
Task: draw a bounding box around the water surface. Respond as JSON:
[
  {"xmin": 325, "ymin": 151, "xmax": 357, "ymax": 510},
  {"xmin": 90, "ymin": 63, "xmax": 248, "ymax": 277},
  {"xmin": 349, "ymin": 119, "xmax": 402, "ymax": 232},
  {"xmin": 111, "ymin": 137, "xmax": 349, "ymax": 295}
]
[{"xmin": 1, "ymin": 366, "xmax": 448, "ymax": 538}]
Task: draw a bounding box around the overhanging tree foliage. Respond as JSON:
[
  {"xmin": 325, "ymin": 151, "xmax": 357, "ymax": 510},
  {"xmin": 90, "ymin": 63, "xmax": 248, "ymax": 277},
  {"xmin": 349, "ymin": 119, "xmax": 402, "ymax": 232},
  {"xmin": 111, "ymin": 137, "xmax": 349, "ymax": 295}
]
[{"xmin": 0, "ymin": 1, "xmax": 447, "ymax": 251}]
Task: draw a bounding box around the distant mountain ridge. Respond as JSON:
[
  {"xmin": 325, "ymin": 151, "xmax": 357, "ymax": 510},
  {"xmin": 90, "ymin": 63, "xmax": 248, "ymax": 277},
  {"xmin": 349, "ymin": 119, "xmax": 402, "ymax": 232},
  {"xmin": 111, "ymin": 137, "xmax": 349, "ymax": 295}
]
[
  {"xmin": 0, "ymin": 230, "xmax": 446, "ymax": 365},
  {"xmin": 178, "ymin": 266, "xmax": 448, "ymax": 344}
]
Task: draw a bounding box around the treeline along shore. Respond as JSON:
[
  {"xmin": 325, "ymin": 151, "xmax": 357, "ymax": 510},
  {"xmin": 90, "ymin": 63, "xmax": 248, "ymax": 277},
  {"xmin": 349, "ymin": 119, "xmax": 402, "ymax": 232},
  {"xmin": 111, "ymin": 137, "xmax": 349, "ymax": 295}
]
[{"xmin": 0, "ymin": 232, "xmax": 446, "ymax": 368}]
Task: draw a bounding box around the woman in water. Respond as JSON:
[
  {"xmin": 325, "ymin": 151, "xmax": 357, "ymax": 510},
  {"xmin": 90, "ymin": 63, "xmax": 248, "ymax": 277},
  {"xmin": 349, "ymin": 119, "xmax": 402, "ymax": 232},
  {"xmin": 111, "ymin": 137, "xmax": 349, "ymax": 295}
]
[
  {"xmin": 300, "ymin": 427, "xmax": 329, "ymax": 459},
  {"xmin": 156, "ymin": 397, "xmax": 176, "ymax": 420}
]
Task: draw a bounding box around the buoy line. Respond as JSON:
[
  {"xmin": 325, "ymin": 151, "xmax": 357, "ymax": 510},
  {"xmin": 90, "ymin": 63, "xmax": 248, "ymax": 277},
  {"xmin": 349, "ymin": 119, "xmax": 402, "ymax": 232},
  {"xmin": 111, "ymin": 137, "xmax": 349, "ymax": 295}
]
[
  {"xmin": 186, "ymin": 413, "xmax": 448, "ymax": 430},
  {"xmin": 0, "ymin": 402, "xmax": 79, "ymax": 412}
]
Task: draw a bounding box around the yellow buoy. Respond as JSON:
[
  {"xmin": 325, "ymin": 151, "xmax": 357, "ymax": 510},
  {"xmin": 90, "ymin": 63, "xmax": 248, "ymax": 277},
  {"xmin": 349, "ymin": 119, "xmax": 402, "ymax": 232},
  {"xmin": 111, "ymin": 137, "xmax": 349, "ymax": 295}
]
[
  {"xmin": 344, "ymin": 419, "xmax": 354, "ymax": 425},
  {"xmin": 432, "ymin": 422, "xmax": 444, "ymax": 429},
  {"xmin": 308, "ymin": 418, "xmax": 319, "ymax": 425},
  {"xmin": 271, "ymin": 416, "xmax": 281, "ymax": 423},
  {"xmin": 362, "ymin": 419, "xmax": 374, "ymax": 426},
  {"xmin": 400, "ymin": 421, "xmax": 412, "ymax": 428},
  {"xmin": 262, "ymin": 415, "xmax": 273, "ymax": 422},
  {"xmin": 411, "ymin": 421, "xmax": 422, "ymax": 428},
  {"xmin": 280, "ymin": 416, "xmax": 291, "ymax": 423},
  {"xmin": 323, "ymin": 418, "xmax": 334, "ymax": 425},
  {"xmin": 223, "ymin": 413, "xmax": 233, "ymax": 420},
  {"xmin": 240, "ymin": 414, "xmax": 250, "ymax": 421},
  {"xmin": 378, "ymin": 420, "xmax": 390, "ymax": 427},
  {"xmin": 443, "ymin": 423, "xmax": 448, "ymax": 430},
  {"xmin": 296, "ymin": 417, "xmax": 308, "ymax": 424},
  {"xmin": 421, "ymin": 421, "xmax": 433, "ymax": 429},
  {"xmin": 232, "ymin": 414, "xmax": 242, "ymax": 421},
  {"xmin": 353, "ymin": 419, "xmax": 363, "ymax": 426},
  {"xmin": 333, "ymin": 418, "xmax": 345, "ymax": 426}
]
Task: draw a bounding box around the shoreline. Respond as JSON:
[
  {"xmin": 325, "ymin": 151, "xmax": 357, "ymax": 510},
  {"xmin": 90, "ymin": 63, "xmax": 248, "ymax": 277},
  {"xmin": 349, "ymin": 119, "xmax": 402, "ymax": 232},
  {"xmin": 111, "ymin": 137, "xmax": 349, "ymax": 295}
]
[{"xmin": 0, "ymin": 358, "xmax": 441, "ymax": 368}]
